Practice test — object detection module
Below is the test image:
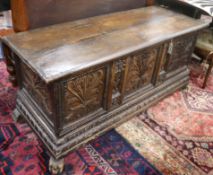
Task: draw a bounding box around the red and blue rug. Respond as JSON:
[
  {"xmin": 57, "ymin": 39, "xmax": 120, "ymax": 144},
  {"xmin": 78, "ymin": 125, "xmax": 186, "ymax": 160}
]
[{"xmin": 0, "ymin": 60, "xmax": 161, "ymax": 174}]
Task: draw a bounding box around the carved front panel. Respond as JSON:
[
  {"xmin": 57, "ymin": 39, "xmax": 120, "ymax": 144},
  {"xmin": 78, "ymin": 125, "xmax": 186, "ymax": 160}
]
[
  {"xmin": 166, "ymin": 34, "xmax": 196, "ymax": 72},
  {"xmin": 125, "ymin": 47, "xmax": 158, "ymax": 94},
  {"xmin": 21, "ymin": 64, "xmax": 52, "ymax": 116},
  {"xmin": 64, "ymin": 69, "xmax": 105, "ymax": 123}
]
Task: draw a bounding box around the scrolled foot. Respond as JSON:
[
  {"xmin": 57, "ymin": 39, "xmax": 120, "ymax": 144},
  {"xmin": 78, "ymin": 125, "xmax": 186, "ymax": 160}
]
[{"xmin": 49, "ymin": 157, "xmax": 64, "ymax": 174}]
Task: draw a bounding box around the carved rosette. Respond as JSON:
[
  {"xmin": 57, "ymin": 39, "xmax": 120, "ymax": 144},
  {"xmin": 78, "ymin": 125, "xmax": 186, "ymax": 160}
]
[
  {"xmin": 21, "ymin": 64, "xmax": 52, "ymax": 116},
  {"xmin": 125, "ymin": 48, "xmax": 157, "ymax": 94},
  {"xmin": 64, "ymin": 69, "xmax": 105, "ymax": 123}
]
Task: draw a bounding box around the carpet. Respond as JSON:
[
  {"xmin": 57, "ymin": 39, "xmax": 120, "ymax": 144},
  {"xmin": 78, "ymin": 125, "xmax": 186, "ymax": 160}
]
[
  {"xmin": 0, "ymin": 59, "xmax": 212, "ymax": 175},
  {"xmin": 0, "ymin": 61, "xmax": 161, "ymax": 174}
]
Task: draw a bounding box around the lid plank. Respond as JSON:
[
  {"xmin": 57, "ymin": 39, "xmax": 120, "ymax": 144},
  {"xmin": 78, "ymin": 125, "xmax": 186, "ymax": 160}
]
[{"xmin": 2, "ymin": 6, "xmax": 208, "ymax": 82}]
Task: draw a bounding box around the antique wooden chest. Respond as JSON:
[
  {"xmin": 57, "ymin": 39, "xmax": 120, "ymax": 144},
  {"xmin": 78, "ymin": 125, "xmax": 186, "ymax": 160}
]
[{"xmin": 2, "ymin": 6, "xmax": 207, "ymax": 173}]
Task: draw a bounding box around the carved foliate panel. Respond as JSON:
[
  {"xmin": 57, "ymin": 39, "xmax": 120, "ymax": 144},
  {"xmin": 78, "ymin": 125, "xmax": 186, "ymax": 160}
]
[
  {"xmin": 125, "ymin": 47, "xmax": 158, "ymax": 94},
  {"xmin": 64, "ymin": 69, "xmax": 105, "ymax": 123},
  {"xmin": 167, "ymin": 34, "xmax": 196, "ymax": 72},
  {"xmin": 21, "ymin": 64, "xmax": 52, "ymax": 116}
]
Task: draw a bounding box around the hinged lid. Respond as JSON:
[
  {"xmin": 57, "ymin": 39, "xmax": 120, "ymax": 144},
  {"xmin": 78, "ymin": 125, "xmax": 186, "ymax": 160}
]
[{"xmin": 2, "ymin": 6, "xmax": 208, "ymax": 83}]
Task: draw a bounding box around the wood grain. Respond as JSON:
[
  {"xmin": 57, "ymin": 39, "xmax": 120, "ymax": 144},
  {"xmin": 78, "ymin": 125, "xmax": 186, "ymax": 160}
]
[
  {"xmin": 2, "ymin": 6, "xmax": 208, "ymax": 83},
  {"xmin": 11, "ymin": 0, "xmax": 150, "ymax": 32},
  {"xmin": 11, "ymin": 0, "xmax": 29, "ymax": 32}
]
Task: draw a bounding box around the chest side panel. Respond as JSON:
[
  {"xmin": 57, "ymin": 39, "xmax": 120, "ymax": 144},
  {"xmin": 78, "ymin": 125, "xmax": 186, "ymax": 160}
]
[
  {"xmin": 23, "ymin": 0, "xmax": 147, "ymax": 30},
  {"xmin": 21, "ymin": 63, "xmax": 53, "ymax": 119}
]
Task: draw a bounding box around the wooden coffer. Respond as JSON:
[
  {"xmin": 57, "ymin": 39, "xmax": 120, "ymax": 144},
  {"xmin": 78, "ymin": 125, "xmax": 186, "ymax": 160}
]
[{"xmin": 1, "ymin": 6, "xmax": 207, "ymax": 160}]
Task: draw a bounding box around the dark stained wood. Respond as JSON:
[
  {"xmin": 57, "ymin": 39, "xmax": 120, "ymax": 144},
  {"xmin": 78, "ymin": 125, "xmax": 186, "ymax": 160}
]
[
  {"xmin": 64, "ymin": 68, "xmax": 105, "ymax": 123},
  {"xmin": 166, "ymin": 34, "xmax": 197, "ymax": 72},
  {"xmin": 6, "ymin": 0, "xmax": 153, "ymax": 87},
  {"xmin": 125, "ymin": 47, "xmax": 158, "ymax": 95},
  {"xmin": 11, "ymin": 0, "xmax": 29, "ymax": 32},
  {"xmin": 146, "ymin": 0, "xmax": 155, "ymax": 6},
  {"xmin": 3, "ymin": 7, "xmax": 207, "ymax": 83},
  {"xmin": 1, "ymin": 5, "xmax": 208, "ymax": 173},
  {"xmin": 11, "ymin": 0, "xmax": 152, "ymax": 32}
]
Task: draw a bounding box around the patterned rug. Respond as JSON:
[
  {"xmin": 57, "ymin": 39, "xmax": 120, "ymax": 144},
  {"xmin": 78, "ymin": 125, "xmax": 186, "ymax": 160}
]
[
  {"xmin": 0, "ymin": 61, "xmax": 161, "ymax": 175},
  {"xmin": 0, "ymin": 59, "xmax": 212, "ymax": 175}
]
